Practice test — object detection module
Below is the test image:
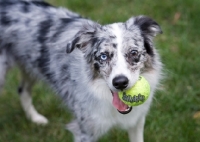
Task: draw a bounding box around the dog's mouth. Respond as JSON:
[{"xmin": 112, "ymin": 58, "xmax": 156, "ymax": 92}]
[{"xmin": 111, "ymin": 91, "xmax": 132, "ymax": 114}]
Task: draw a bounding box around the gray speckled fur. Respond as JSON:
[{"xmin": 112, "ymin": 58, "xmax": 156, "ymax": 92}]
[{"xmin": 0, "ymin": 1, "xmax": 163, "ymax": 142}]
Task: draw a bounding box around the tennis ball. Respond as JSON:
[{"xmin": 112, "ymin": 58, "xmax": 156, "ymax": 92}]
[{"xmin": 118, "ymin": 76, "xmax": 150, "ymax": 106}]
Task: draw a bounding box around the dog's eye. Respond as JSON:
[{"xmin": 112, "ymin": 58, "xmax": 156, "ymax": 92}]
[
  {"xmin": 130, "ymin": 50, "xmax": 138, "ymax": 56},
  {"xmin": 100, "ymin": 54, "xmax": 108, "ymax": 61}
]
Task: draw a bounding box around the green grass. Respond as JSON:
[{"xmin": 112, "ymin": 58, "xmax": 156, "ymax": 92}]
[{"xmin": 1, "ymin": 0, "xmax": 200, "ymax": 141}]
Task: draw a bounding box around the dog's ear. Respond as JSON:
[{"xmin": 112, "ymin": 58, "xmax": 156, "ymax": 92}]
[
  {"xmin": 126, "ymin": 16, "xmax": 162, "ymax": 56},
  {"xmin": 66, "ymin": 22, "xmax": 101, "ymax": 53},
  {"xmin": 126, "ymin": 16, "xmax": 162, "ymax": 37}
]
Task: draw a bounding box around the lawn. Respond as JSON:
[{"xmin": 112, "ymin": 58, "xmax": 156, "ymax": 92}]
[{"xmin": 0, "ymin": 0, "xmax": 200, "ymax": 142}]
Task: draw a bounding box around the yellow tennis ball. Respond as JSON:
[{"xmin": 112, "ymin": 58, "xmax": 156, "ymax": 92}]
[{"xmin": 118, "ymin": 76, "xmax": 150, "ymax": 106}]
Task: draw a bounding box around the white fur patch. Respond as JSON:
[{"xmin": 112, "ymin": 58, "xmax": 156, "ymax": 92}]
[
  {"xmin": 107, "ymin": 23, "xmax": 139, "ymax": 91},
  {"xmin": 20, "ymin": 90, "xmax": 48, "ymax": 125}
]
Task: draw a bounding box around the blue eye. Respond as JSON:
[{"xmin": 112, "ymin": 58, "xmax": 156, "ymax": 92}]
[{"xmin": 100, "ymin": 54, "xmax": 108, "ymax": 61}]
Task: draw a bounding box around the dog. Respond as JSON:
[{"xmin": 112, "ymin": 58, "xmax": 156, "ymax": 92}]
[{"xmin": 0, "ymin": 0, "xmax": 163, "ymax": 141}]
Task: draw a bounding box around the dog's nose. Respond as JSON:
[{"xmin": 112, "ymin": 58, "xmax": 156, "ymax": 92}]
[{"xmin": 112, "ymin": 75, "xmax": 129, "ymax": 90}]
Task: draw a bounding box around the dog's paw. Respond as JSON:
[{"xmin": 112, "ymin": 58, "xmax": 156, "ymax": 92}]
[{"xmin": 30, "ymin": 113, "xmax": 49, "ymax": 125}]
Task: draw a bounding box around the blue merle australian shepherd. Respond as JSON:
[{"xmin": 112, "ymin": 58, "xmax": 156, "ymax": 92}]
[{"xmin": 0, "ymin": 0, "xmax": 163, "ymax": 141}]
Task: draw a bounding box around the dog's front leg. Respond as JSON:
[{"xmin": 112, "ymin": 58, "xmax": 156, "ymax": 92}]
[
  {"xmin": 128, "ymin": 117, "xmax": 145, "ymax": 142},
  {"xmin": 67, "ymin": 120, "xmax": 96, "ymax": 142}
]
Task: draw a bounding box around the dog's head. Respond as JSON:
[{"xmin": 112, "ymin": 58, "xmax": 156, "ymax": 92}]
[{"xmin": 66, "ymin": 16, "xmax": 162, "ymax": 114}]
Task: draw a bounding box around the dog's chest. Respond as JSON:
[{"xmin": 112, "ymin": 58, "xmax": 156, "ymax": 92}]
[{"xmin": 91, "ymin": 99, "xmax": 150, "ymax": 130}]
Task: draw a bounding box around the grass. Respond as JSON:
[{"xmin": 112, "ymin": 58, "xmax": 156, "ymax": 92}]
[{"xmin": 1, "ymin": 0, "xmax": 200, "ymax": 141}]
